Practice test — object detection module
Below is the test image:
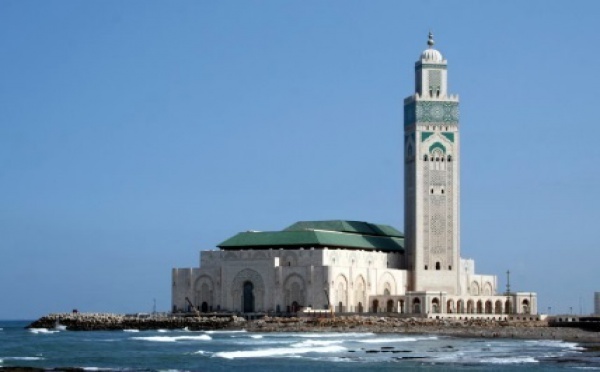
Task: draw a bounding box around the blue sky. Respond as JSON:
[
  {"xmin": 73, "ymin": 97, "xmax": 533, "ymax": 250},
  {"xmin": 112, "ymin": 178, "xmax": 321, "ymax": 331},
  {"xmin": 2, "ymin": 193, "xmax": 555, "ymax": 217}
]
[{"xmin": 1, "ymin": 1, "xmax": 599, "ymax": 319}]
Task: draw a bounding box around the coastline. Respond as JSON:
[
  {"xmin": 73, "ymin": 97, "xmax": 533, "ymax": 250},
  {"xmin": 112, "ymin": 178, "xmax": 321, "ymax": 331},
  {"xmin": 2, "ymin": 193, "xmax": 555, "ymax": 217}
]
[{"xmin": 27, "ymin": 313, "xmax": 600, "ymax": 344}]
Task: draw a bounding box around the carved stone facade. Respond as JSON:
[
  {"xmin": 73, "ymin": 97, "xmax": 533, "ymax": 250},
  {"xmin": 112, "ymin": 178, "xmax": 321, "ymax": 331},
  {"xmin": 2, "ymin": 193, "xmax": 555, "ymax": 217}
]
[{"xmin": 172, "ymin": 248, "xmax": 405, "ymax": 314}]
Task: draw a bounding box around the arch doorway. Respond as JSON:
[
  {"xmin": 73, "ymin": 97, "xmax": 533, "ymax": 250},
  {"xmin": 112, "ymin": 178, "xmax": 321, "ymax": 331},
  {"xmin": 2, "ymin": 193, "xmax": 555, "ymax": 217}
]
[
  {"xmin": 291, "ymin": 301, "xmax": 300, "ymax": 313},
  {"xmin": 413, "ymin": 298, "xmax": 421, "ymax": 314},
  {"xmin": 372, "ymin": 299, "xmax": 379, "ymax": 313},
  {"xmin": 201, "ymin": 301, "xmax": 208, "ymax": 313},
  {"xmin": 386, "ymin": 299, "xmax": 394, "ymax": 313},
  {"xmin": 358, "ymin": 302, "xmax": 364, "ymax": 313},
  {"xmin": 243, "ymin": 281, "xmax": 255, "ymax": 313}
]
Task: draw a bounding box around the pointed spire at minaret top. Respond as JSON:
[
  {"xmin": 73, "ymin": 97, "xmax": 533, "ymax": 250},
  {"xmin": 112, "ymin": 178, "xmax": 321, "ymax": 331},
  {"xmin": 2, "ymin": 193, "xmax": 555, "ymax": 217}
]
[
  {"xmin": 427, "ymin": 31, "xmax": 435, "ymax": 48},
  {"xmin": 420, "ymin": 31, "xmax": 443, "ymax": 62}
]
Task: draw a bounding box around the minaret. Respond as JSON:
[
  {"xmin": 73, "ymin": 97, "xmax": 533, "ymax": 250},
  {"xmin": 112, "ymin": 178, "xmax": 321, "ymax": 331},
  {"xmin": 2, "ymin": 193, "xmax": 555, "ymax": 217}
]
[{"xmin": 404, "ymin": 33, "xmax": 461, "ymax": 294}]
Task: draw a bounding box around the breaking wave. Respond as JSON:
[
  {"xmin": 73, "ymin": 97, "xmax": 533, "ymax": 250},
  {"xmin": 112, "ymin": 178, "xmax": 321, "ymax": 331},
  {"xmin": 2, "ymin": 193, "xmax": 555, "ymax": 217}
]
[
  {"xmin": 123, "ymin": 329, "xmax": 140, "ymax": 333},
  {"xmin": 28, "ymin": 328, "xmax": 59, "ymax": 334}
]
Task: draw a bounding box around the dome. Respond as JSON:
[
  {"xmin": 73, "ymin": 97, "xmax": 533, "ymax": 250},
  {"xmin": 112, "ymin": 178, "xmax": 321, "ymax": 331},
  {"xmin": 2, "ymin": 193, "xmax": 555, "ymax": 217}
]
[
  {"xmin": 420, "ymin": 31, "xmax": 443, "ymax": 62},
  {"xmin": 421, "ymin": 48, "xmax": 443, "ymax": 62}
]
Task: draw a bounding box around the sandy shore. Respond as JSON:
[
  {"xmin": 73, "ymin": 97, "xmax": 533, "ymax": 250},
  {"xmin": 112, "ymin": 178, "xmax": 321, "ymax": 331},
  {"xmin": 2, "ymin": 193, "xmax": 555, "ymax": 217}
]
[{"xmin": 27, "ymin": 313, "xmax": 600, "ymax": 345}]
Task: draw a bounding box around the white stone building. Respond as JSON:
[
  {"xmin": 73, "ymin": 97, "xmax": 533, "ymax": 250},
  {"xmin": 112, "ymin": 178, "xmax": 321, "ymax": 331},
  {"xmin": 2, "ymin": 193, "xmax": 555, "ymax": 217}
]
[{"xmin": 172, "ymin": 33, "xmax": 538, "ymax": 318}]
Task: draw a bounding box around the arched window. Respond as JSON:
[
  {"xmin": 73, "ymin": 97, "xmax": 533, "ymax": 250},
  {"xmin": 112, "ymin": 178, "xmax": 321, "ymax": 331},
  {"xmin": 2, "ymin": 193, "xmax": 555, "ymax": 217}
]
[
  {"xmin": 447, "ymin": 155, "xmax": 452, "ymax": 162},
  {"xmin": 412, "ymin": 298, "xmax": 421, "ymax": 314},
  {"xmin": 522, "ymin": 299, "xmax": 530, "ymax": 314},
  {"xmin": 424, "ymin": 265, "xmax": 428, "ymax": 270},
  {"xmin": 435, "ymin": 262, "xmax": 441, "ymax": 270},
  {"xmin": 495, "ymin": 300, "xmax": 503, "ymax": 314},
  {"xmin": 424, "ymin": 154, "xmax": 428, "ymax": 161},
  {"xmin": 432, "ymin": 298, "xmax": 440, "ymax": 313}
]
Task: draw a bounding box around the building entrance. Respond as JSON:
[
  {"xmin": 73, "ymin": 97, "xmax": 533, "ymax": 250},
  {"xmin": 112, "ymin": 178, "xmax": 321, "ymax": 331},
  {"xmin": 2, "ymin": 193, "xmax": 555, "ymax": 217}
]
[{"xmin": 242, "ymin": 281, "xmax": 255, "ymax": 313}]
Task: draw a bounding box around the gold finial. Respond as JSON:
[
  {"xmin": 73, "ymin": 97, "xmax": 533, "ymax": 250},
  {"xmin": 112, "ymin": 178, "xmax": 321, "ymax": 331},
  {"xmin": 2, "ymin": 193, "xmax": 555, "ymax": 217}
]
[{"xmin": 427, "ymin": 31, "xmax": 435, "ymax": 48}]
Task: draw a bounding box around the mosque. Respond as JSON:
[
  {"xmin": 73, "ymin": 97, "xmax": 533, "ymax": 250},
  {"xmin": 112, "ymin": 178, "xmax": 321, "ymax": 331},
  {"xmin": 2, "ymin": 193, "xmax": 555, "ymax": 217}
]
[{"xmin": 172, "ymin": 34, "xmax": 538, "ymax": 318}]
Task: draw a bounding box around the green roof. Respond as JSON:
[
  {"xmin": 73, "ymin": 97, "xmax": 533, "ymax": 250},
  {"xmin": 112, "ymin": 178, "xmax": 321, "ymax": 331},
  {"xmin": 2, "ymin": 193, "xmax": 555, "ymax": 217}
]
[
  {"xmin": 285, "ymin": 220, "xmax": 403, "ymax": 237},
  {"xmin": 217, "ymin": 220, "xmax": 404, "ymax": 252}
]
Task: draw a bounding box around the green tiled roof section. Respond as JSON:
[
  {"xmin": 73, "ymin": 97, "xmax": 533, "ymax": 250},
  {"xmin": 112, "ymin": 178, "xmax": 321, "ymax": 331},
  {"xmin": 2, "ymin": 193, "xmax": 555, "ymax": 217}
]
[
  {"xmin": 218, "ymin": 230, "xmax": 404, "ymax": 251},
  {"xmin": 284, "ymin": 220, "xmax": 403, "ymax": 238},
  {"xmin": 442, "ymin": 132, "xmax": 455, "ymax": 142}
]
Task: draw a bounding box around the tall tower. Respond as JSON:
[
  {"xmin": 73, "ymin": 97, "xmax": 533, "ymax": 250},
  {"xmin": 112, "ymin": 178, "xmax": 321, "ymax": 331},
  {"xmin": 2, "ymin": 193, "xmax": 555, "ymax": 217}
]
[{"xmin": 404, "ymin": 33, "xmax": 461, "ymax": 294}]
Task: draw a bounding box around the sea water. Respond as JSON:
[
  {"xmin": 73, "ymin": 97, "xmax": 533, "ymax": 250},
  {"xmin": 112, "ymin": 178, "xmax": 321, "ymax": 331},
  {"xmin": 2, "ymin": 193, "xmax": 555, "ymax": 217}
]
[{"xmin": 1, "ymin": 320, "xmax": 599, "ymax": 371}]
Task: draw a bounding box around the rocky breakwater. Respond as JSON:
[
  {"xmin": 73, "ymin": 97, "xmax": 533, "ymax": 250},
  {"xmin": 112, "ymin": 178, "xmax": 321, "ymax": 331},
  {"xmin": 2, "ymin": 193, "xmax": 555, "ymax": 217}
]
[
  {"xmin": 27, "ymin": 313, "xmax": 246, "ymax": 331},
  {"xmin": 246, "ymin": 315, "xmax": 600, "ymax": 342}
]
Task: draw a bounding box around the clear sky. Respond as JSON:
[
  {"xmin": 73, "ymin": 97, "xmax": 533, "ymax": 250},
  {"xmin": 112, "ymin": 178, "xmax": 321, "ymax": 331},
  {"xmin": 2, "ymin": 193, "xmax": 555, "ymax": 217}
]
[{"xmin": 1, "ymin": 1, "xmax": 599, "ymax": 320}]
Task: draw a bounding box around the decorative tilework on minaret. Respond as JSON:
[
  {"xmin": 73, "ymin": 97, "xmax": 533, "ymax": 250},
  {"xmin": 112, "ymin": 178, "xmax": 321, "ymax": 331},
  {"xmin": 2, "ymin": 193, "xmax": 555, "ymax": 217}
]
[{"xmin": 404, "ymin": 33, "xmax": 462, "ymax": 294}]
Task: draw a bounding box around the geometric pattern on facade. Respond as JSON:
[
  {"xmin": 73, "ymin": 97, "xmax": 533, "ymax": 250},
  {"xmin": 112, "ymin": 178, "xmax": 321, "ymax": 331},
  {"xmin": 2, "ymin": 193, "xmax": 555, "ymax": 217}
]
[{"xmin": 405, "ymin": 101, "xmax": 460, "ymax": 125}]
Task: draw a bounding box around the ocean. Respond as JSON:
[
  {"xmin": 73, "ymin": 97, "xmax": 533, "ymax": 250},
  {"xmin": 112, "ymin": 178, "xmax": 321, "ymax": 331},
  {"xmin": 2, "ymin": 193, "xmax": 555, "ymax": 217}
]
[{"xmin": 1, "ymin": 320, "xmax": 599, "ymax": 371}]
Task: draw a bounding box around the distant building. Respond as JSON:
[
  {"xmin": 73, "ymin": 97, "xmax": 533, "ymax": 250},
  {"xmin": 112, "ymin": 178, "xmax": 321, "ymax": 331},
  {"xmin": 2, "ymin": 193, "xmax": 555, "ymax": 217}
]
[
  {"xmin": 172, "ymin": 33, "xmax": 538, "ymax": 318},
  {"xmin": 595, "ymin": 292, "xmax": 600, "ymax": 315}
]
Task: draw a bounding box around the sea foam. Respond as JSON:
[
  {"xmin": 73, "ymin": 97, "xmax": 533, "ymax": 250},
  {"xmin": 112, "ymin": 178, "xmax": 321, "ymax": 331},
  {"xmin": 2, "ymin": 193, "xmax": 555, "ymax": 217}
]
[
  {"xmin": 525, "ymin": 340, "xmax": 584, "ymax": 351},
  {"xmin": 131, "ymin": 334, "xmax": 212, "ymax": 342},
  {"xmin": 213, "ymin": 345, "xmax": 347, "ymax": 359},
  {"xmin": 269, "ymin": 332, "xmax": 375, "ymax": 339},
  {"xmin": 204, "ymin": 329, "xmax": 247, "ymax": 334},
  {"xmin": 480, "ymin": 356, "xmax": 538, "ymax": 364},
  {"xmin": 358, "ymin": 336, "xmax": 437, "ymax": 343},
  {"xmin": 291, "ymin": 340, "xmax": 343, "ymax": 348}
]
